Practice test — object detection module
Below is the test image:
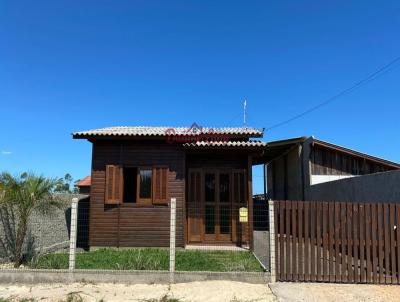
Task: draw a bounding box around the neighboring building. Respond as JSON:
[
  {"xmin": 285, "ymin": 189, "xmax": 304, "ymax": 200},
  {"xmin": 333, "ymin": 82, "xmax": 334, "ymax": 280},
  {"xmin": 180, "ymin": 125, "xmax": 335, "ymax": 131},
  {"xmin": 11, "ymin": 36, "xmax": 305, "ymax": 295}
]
[
  {"xmin": 73, "ymin": 126, "xmax": 267, "ymax": 249},
  {"xmin": 75, "ymin": 176, "xmax": 91, "ymax": 194},
  {"xmin": 263, "ymin": 136, "xmax": 400, "ymax": 202}
]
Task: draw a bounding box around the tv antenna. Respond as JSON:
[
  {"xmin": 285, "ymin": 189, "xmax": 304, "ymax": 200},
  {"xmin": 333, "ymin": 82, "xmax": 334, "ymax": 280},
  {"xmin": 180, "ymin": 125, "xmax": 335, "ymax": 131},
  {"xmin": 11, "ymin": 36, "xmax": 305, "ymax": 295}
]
[{"xmin": 243, "ymin": 99, "xmax": 247, "ymax": 126}]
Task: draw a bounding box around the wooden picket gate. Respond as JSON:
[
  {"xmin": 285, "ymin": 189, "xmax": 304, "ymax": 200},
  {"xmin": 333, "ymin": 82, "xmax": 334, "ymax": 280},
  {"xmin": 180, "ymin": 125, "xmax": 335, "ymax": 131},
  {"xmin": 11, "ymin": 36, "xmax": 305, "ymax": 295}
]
[{"xmin": 274, "ymin": 200, "xmax": 400, "ymax": 284}]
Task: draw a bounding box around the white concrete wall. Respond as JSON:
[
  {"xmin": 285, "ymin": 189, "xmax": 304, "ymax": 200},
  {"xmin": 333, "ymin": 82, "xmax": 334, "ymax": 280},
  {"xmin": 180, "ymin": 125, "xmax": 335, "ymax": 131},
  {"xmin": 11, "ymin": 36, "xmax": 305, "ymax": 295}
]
[{"xmin": 310, "ymin": 174, "xmax": 355, "ymax": 185}]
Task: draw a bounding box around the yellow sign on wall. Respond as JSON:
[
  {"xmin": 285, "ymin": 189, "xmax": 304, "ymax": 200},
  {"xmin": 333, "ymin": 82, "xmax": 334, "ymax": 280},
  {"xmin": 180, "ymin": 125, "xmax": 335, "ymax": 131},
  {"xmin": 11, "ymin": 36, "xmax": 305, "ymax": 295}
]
[{"xmin": 239, "ymin": 207, "xmax": 248, "ymax": 223}]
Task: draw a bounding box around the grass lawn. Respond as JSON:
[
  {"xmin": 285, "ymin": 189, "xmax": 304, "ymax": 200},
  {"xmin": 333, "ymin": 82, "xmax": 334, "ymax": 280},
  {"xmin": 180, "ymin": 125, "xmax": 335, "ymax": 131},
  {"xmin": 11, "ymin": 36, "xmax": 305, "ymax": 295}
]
[{"xmin": 29, "ymin": 248, "xmax": 264, "ymax": 272}]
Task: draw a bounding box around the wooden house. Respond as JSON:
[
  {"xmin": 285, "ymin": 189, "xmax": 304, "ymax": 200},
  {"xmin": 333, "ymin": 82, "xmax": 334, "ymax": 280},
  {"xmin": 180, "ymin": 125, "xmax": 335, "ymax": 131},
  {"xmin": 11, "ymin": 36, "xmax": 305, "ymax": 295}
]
[
  {"xmin": 75, "ymin": 176, "xmax": 91, "ymax": 194},
  {"xmin": 73, "ymin": 126, "xmax": 267, "ymax": 249}
]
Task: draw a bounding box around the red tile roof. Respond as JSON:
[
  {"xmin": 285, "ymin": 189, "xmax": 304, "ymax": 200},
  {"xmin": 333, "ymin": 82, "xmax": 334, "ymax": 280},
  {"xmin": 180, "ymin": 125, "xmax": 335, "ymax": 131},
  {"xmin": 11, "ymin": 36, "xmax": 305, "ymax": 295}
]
[{"xmin": 76, "ymin": 176, "xmax": 91, "ymax": 187}]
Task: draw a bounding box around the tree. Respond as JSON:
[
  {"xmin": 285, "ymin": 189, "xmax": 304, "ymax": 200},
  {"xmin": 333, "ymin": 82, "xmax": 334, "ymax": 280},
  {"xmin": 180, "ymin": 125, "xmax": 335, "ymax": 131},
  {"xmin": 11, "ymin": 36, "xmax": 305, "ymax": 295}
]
[
  {"xmin": 0, "ymin": 172, "xmax": 63, "ymax": 267},
  {"xmin": 63, "ymin": 173, "xmax": 72, "ymax": 192},
  {"xmin": 54, "ymin": 173, "xmax": 74, "ymax": 193}
]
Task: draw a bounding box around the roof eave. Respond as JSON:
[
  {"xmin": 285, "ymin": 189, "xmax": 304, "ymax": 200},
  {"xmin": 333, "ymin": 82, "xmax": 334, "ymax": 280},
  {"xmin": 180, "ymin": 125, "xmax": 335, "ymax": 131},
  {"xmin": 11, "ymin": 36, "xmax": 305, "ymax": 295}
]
[
  {"xmin": 72, "ymin": 133, "xmax": 263, "ymax": 140},
  {"xmin": 183, "ymin": 146, "xmax": 267, "ymax": 150}
]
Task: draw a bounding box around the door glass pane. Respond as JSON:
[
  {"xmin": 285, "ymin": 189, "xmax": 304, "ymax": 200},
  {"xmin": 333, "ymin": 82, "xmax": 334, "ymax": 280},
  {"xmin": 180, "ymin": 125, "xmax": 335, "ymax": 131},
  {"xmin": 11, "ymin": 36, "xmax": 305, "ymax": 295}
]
[
  {"xmin": 205, "ymin": 173, "xmax": 215, "ymax": 202},
  {"xmin": 233, "ymin": 173, "xmax": 239, "ymax": 203},
  {"xmin": 139, "ymin": 169, "xmax": 152, "ymax": 198},
  {"xmin": 205, "ymin": 205, "xmax": 215, "ymax": 234},
  {"xmin": 239, "ymin": 173, "xmax": 245, "ymax": 204},
  {"xmin": 219, "ymin": 173, "xmax": 230, "ymax": 203},
  {"xmin": 220, "ymin": 205, "xmax": 230, "ymax": 234}
]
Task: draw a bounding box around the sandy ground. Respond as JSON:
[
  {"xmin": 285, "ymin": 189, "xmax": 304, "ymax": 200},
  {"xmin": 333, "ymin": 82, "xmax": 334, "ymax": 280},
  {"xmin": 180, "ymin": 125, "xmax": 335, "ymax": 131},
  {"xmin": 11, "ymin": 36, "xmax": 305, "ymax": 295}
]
[
  {"xmin": 0, "ymin": 281, "xmax": 275, "ymax": 302},
  {"xmin": 269, "ymin": 282, "xmax": 400, "ymax": 302},
  {"xmin": 2, "ymin": 281, "xmax": 400, "ymax": 301}
]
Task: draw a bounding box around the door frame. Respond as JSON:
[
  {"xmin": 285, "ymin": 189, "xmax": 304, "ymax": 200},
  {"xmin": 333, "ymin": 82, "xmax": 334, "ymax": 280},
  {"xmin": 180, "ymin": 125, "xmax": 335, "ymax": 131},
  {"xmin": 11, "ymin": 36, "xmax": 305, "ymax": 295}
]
[
  {"xmin": 187, "ymin": 169, "xmax": 202, "ymax": 242},
  {"xmin": 186, "ymin": 167, "xmax": 248, "ymax": 244}
]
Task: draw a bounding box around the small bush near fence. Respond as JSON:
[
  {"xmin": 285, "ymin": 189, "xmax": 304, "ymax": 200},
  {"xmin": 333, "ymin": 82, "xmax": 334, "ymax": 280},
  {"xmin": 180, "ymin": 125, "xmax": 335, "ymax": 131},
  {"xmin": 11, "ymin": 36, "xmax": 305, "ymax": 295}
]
[{"xmin": 29, "ymin": 248, "xmax": 263, "ymax": 272}]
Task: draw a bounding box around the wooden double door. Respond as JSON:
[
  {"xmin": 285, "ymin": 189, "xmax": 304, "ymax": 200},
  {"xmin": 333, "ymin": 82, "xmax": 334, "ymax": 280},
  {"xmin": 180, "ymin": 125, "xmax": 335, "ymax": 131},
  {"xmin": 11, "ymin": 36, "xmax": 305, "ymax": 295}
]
[{"xmin": 187, "ymin": 168, "xmax": 248, "ymax": 244}]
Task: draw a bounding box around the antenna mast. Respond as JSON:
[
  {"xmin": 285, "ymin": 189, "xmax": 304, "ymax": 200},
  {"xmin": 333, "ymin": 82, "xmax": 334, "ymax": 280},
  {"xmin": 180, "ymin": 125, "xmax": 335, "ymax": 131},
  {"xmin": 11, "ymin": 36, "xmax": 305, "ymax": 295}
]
[{"xmin": 243, "ymin": 99, "xmax": 247, "ymax": 126}]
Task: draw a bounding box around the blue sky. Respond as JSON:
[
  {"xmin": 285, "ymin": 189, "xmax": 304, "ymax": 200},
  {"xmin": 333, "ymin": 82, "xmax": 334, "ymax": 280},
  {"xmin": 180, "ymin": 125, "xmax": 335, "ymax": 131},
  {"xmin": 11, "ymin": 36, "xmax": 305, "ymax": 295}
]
[{"xmin": 1, "ymin": 1, "xmax": 399, "ymax": 193}]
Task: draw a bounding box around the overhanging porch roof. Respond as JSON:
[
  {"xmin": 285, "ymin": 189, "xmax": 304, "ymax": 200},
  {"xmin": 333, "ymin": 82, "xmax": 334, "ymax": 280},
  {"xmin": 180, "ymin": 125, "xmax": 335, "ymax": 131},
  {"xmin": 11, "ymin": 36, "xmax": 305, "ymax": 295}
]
[{"xmin": 252, "ymin": 137, "xmax": 307, "ymax": 165}]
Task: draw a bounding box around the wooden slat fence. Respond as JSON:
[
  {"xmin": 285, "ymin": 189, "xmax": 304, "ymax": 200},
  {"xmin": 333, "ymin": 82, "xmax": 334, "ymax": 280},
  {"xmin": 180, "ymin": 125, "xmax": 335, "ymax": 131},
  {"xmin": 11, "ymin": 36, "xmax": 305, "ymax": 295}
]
[{"xmin": 274, "ymin": 200, "xmax": 400, "ymax": 284}]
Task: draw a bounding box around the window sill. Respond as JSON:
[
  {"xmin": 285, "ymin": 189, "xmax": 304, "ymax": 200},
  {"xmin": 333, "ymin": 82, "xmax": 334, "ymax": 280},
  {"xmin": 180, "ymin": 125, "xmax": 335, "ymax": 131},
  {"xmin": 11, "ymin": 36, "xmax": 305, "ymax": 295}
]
[{"xmin": 119, "ymin": 203, "xmax": 169, "ymax": 208}]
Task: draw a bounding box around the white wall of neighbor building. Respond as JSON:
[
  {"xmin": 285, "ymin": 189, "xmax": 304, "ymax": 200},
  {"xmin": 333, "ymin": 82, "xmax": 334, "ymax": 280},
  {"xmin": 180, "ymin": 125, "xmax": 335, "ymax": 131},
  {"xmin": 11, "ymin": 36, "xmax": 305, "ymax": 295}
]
[{"xmin": 310, "ymin": 174, "xmax": 355, "ymax": 185}]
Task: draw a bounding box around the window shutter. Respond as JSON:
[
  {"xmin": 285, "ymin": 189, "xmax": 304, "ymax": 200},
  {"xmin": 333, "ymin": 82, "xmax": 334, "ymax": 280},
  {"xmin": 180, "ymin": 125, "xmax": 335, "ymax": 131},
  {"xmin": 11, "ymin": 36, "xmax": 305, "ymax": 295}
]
[
  {"xmin": 105, "ymin": 165, "xmax": 123, "ymax": 204},
  {"xmin": 152, "ymin": 167, "xmax": 168, "ymax": 204}
]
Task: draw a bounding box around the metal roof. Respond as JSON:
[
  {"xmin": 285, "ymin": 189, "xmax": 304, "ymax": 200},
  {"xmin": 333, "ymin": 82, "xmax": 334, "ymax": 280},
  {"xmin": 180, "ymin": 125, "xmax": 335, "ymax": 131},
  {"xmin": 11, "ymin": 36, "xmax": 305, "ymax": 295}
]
[
  {"xmin": 252, "ymin": 136, "xmax": 400, "ymax": 168},
  {"xmin": 72, "ymin": 126, "xmax": 263, "ymax": 139},
  {"xmin": 252, "ymin": 137, "xmax": 307, "ymax": 164}
]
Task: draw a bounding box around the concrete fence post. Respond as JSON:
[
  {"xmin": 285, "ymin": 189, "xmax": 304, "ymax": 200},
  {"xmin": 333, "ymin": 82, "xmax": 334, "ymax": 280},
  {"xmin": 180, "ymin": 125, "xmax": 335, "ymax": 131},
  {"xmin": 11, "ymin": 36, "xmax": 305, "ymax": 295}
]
[
  {"xmin": 69, "ymin": 197, "xmax": 79, "ymax": 271},
  {"xmin": 169, "ymin": 197, "xmax": 176, "ymax": 282},
  {"xmin": 268, "ymin": 199, "xmax": 276, "ymax": 283}
]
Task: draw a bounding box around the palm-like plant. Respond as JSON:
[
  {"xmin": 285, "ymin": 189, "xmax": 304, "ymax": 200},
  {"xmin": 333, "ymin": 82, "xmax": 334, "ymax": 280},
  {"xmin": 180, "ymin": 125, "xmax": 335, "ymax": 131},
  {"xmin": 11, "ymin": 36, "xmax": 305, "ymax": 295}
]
[{"xmin": 0, "ymin": 172, "xmax": 63, "ymax": 267}]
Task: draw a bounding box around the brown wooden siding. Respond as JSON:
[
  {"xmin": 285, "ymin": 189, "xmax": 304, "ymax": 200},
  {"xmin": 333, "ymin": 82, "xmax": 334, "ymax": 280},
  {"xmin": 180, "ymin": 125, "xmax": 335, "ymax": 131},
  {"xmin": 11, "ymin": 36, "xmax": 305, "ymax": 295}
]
[
  {"xmin": 186, "ymin": 152, "xmax": 248, "ymax": 170},
  {"xmin": 90, "ymin": 141, "xmax": 185, "ymax": 248},
  {"xmin": 311, "ymin": 146, "xmax": 394, "ymax": 176}
]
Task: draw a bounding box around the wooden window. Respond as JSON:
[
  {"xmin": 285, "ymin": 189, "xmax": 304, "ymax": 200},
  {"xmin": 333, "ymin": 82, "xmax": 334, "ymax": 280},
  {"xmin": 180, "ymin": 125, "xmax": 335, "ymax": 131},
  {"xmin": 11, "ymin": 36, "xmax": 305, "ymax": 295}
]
[
  {"xmin": 105, "ymin": 165, "xmax": 168, "ymax": 206},
  {"xmin": 153, "ymin": 167, "xmax": 169, "ymax": 205},
  {"xmin": 105, "ymin": 165, "xmax": 123, "ymax": 204}
]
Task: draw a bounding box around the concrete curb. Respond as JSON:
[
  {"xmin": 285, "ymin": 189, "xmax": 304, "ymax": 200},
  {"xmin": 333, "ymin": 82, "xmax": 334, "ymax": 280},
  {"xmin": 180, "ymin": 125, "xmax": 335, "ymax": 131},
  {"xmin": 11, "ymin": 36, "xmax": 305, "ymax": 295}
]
[{"xmin": 0, "ymin": 269, "xmax": 270, "ymax": 284}]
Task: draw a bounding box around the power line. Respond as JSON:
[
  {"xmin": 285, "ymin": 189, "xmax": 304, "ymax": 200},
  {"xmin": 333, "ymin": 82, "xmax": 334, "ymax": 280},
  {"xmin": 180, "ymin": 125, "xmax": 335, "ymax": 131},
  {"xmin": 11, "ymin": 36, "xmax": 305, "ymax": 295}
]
[
  {"xmin": 227, "ymin": 111, "xmax": 243, "ymax": 125},
  {"xmin": 265, "ymin": 56, "xmax": 400, "ymax": 131}
]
